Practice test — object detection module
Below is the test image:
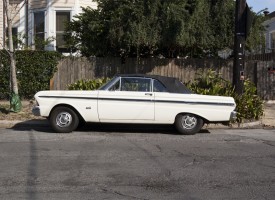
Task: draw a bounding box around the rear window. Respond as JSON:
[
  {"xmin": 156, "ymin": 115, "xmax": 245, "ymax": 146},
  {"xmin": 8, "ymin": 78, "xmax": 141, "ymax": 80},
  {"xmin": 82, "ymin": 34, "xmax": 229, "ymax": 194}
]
[{"xmin": 153, "ymin": 79, "xmax": 168, "ymax": 92}]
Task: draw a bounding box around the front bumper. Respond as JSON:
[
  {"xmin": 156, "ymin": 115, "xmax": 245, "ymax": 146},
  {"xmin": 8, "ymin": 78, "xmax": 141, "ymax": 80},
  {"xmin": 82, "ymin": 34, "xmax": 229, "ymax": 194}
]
[
  {"xmin": 230, "ymin": 111, "xmax": 237, "ymax": 121},
  {"xmin": 32, "ymin": 106, "xmax": 41, "ymax": 116}
]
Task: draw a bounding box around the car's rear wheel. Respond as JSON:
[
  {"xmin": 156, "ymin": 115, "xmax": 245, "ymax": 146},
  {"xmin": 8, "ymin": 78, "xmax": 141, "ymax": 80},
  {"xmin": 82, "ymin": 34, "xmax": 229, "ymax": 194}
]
[
  {"xmin": 175, "ymin": 113, "xmax": 203, "ymax": 135},
  {"xmin": 50, "ymin": 106, "xmax": 79, "ymax": 133}
]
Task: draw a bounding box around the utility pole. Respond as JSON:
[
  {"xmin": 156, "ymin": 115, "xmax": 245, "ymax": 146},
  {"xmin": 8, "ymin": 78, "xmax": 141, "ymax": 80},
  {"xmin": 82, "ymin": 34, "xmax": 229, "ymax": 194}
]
[{"xmin": 233, "ymin": 0, "xmax": 247, "ymax": 94}]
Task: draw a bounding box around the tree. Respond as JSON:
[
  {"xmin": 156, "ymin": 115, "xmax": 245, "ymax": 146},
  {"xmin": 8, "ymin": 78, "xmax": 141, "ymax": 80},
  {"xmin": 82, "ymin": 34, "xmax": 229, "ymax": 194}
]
[
  {"xmin": 159, "ymin": 0, "xmax": 190, "ymax": 57},
  {"xmin": 64, "ymin": 0, "xmax": 264, "ymax": 58},
  {"xmin": 245, "ymin": 11, "xmax": 266, "ymax": 53},
  {"xmin": 159, "ymin": 0, "xmax": 234, "ymax": 57},
  {"xmin": 65, "ymin": 0, "xmax": 162, "ymax": 57},
  {"xmin": 1, "ymin": 0, "xmax": 27, "ymax": 112}
]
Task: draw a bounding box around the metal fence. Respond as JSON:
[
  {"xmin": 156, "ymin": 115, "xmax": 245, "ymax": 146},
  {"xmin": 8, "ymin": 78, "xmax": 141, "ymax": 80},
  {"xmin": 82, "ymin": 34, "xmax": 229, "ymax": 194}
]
[{"xmin": 51, "ymin": 56, "xmax": 275, "ymax": 100}]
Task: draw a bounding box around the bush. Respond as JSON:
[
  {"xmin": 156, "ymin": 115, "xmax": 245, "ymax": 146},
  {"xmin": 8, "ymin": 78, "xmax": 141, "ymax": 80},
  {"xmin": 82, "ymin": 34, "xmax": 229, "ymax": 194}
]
[
  {"xmin": 188, "ymin": 69, "xmax": 264, "ymax": 122},
  {"xmin": 233, "ymin": 80, "xmax": 264, "ymax": 123},
  {"xmin": 0, "ymin": 52, "xmax": 9, "ymax": 99},
  {"xmin": 68, "ymin": 78, "xmax": 109, "ymax": 90},
  {"xmin": 0, "ymin": 50, "xmax": 61, "ymax": 99},
  {"xmin": 188, "ymin": 69, "xmax": 234, "ymax": 96}
]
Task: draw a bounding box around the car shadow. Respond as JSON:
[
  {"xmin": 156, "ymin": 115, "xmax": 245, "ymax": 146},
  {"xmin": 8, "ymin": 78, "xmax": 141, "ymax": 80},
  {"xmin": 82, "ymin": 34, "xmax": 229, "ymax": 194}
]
[
  {"xmin": 10, "ymin": 119, "xmax": 53, "ymax": 133},
  {"xmin": 79, "ymin": 123, "xmax": 179, "ymax": 134},
  {"xmin": 10, "ymin": 119, "xmax": 210, "ymax": 135}
]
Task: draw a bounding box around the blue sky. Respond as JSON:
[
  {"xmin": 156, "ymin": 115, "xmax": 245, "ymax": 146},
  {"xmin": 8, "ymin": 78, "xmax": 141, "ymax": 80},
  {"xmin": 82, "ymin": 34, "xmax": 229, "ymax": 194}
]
[{"xmin": 246, "ymin": 0, "xmax": 275, "ymax": 13}]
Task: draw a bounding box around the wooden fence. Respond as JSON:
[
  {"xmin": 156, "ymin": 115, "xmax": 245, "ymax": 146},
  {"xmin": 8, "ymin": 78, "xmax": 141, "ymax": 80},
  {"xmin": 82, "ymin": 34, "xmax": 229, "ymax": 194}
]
[
  {"xmin": 246, "ymin": 52, "xmax": 275, "ymax": 61},
  {"xmin": 51, "ymin": 57, "xmax": 275, "ymax": 100}
]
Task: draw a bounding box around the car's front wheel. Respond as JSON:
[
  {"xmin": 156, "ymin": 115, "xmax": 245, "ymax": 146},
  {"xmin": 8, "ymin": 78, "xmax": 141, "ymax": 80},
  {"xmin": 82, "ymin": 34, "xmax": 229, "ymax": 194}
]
[
  {"xmin": 175, "ymin": 113, "xmax": 203, "ymax": 135},
  {"xmin": 50, "ymin": 106, "xmax": 79, "ymax": 133}
]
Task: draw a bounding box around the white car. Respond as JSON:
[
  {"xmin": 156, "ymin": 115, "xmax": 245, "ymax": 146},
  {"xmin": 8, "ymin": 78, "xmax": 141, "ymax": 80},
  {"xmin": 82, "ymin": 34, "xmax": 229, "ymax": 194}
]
[{"xmin": 33, "ymin": 74, "xmax": 236, "ymax": 134}]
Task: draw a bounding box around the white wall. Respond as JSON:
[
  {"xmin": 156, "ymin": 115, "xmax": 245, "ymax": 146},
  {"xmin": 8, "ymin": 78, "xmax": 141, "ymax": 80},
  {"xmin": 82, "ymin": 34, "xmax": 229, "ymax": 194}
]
[
  {"xmin": 1, "ymin": 0, "xmax": 98, "ymax": 50},
  {"xmin": 31, "ymin": 0, "xmax": 98, "ymax": 51}
]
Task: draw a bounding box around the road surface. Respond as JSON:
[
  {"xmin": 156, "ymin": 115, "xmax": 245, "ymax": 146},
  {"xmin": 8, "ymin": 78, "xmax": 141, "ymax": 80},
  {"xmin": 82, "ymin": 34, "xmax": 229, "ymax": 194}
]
[{"xmin": 0, "ymin": 125, "xmax": 274, "ymax": 200}]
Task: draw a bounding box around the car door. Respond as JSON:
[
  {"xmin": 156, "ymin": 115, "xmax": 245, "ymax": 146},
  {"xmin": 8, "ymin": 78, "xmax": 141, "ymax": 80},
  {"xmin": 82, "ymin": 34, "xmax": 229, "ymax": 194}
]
[{"xmin": 97, "ymin": 77, "xmax": 154, "ymax": 121}]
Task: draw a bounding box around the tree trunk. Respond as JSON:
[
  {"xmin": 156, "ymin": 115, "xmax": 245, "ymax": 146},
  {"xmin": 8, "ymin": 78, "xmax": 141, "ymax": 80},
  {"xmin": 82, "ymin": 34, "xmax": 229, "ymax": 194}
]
[{"xmin": 5, "ymin": 0, "xmax": 22, "ymax": 112}]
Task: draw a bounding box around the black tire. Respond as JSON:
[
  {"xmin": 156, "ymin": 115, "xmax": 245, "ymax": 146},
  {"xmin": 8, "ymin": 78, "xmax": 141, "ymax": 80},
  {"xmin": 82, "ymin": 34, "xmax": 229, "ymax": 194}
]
[
  {"xmin": 175, "ymin": 113, "xmax": 203, "ymax": 135},
  {"xmin": 50, "ymin": 106, "xmax": 79, "ymax": 133}
]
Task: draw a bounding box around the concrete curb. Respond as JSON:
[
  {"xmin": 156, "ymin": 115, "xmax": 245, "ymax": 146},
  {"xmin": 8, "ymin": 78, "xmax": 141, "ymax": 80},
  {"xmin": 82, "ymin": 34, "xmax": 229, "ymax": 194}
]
[{"xmin": 205, "ymin": 121, "xmax": 263, "ymax": 129}]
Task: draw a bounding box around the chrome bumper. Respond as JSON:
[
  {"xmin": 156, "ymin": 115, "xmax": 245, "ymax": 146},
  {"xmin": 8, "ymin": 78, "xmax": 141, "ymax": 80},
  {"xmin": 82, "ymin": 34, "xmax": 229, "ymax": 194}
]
[
  {"xmin": 230, "ymin": 111, "xmax": 237, "ymax": 121},
  {"xmin": 32, "ymin": 106, "xmax": 41, "ymax": 116}
]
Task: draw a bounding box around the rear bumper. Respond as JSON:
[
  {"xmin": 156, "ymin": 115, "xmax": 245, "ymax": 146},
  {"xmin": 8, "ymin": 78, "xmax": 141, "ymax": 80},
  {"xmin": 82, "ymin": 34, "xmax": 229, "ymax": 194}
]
[
  {"xmin": 32, "ymin": 106, "xmax": 41, "ymax": 116},
  {"xmin": 230, "ymin": 111, "xmax": 237, "ymax": 121}
]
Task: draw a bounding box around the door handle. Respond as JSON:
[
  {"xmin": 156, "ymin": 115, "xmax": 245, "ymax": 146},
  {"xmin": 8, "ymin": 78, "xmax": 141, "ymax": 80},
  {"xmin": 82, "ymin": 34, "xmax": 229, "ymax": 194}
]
[{"xmin": 145, "ymin": 93, "xmax": 153, "ymax": 96}]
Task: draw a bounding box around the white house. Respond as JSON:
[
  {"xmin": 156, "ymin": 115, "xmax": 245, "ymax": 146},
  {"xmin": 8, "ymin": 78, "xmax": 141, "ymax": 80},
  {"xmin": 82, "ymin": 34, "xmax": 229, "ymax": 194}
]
[
  {"xmin": 264, "ymin": 11, "xmax": 275, "ymax": 53},
  {"xmin": 0, "ymin": 0, "xmax": 97, "ymax": 52}
]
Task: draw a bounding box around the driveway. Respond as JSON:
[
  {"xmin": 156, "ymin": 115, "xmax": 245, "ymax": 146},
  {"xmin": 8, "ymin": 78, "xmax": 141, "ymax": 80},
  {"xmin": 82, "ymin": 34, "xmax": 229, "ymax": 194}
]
[{"xmin": 0, "ymin": 126, "xmax": 274, "ymax": 200}]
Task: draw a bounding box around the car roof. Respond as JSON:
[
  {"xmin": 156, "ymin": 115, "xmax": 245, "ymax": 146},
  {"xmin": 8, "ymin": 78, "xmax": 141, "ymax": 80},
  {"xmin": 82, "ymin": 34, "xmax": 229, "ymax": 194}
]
[{"xmin": 116, "ymin": 74, "xmax": 193, "ymax": 94}]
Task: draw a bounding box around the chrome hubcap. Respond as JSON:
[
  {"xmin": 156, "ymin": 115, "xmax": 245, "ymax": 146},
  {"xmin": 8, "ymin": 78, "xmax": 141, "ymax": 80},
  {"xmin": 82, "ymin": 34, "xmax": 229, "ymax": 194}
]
[
  {"xmin": 181, "ymin": 115, "xmax": 197, "ymax": 129},
  {"xmin": 56, "ymin": 112, "xmax": 72, "ymax": 128}
]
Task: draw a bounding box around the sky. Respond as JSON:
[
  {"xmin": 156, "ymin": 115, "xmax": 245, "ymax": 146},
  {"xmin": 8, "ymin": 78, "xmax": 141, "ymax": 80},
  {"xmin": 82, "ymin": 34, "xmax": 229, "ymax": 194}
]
[{"xmin": 246, "ymin": 0, "xmax": 275, "ymax": 13}]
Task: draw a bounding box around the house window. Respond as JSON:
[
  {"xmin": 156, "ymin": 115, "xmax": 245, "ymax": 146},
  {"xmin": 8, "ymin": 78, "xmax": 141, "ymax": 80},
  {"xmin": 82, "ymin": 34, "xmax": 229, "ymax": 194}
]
[
  {"xmin": 56, "ymin": 11, "xmax": 70, "ymax": 52},
  {"xmin": 6, "ymin": 27, "xmax": 18, "ymax": 49},
  {"xmin": 271, "ymin": 32, "xmax": 275, "ymax": 50},
  {"xmin": 12, "ymin": 28, "xmax": 18, "ymax": 49},
  {"xmin": 33, "ymin": 12, "xmax": 45, "ymax": 50}
]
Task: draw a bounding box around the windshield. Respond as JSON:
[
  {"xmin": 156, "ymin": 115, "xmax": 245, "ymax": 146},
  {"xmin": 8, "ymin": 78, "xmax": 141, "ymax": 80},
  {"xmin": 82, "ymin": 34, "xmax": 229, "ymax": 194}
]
[{"xmin": 98, "ymin": 77, "xmax": 119, "ymax": 90}]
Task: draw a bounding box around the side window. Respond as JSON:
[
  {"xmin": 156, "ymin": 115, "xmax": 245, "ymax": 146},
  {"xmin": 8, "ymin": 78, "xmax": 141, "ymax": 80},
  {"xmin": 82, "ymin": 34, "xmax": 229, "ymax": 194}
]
[
  {"xmin": 153, "ymin": 80, "xmax": 168, "ymax": 92},
  {"xmin": 109, "ymin": 79, "xmax": 120, "ymax": 91},
  {"xmin": 121, "ymin": 78, "xmax": 151, "ymax": 92}
]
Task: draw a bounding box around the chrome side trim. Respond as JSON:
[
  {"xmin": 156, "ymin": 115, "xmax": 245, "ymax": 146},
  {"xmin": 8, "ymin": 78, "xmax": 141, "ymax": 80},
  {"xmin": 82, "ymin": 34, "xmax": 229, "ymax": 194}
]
[{"xmin": 38, "ymin": 95, "xmax": 235, "ymax": 107}]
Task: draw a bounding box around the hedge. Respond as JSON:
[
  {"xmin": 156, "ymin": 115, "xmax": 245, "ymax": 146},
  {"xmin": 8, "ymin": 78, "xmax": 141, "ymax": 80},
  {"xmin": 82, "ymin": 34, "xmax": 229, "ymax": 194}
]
[{"xmin": 0, "ymin": 50, "xmax": 61, "ymax": 99}]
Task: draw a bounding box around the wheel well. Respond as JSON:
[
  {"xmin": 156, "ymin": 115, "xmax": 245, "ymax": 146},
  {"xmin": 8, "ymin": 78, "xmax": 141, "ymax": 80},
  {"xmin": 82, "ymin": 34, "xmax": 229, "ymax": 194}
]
[
  {"xmin": 175, "ymin": 113, "xmax": 208, "ymax": 123},
  {"xmin": 50, "ymin": 104, "xmax": 85, "ymax": 123}
]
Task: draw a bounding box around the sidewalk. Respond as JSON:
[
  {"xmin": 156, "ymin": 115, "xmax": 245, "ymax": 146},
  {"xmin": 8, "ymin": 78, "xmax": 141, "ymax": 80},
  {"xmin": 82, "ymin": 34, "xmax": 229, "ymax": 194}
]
[
  {"xmin": 262, "ymin": 101, "xmax": 275, "ymax": 127},
  {"xmin": 0, "ymin": 102, "xmax": 274, "ymax": 129}
]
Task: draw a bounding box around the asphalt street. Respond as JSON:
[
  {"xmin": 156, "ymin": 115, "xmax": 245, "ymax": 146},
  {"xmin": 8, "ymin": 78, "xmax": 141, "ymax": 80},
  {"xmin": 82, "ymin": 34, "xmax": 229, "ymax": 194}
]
[{"xmin": 0, "ymin": 125, "xmax": 274, "ymax": 200}]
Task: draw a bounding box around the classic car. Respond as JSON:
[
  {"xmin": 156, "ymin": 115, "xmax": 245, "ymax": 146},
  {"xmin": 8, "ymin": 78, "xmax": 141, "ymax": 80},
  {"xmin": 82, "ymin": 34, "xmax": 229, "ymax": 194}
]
[{"xmin": 32, "ymin": 74, "xmax": 237, "ymax": 134}]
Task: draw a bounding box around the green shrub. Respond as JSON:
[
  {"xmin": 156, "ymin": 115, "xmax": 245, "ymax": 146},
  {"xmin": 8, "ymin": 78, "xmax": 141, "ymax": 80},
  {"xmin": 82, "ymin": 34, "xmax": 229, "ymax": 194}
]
[
  {"xmin": 0, "ymin": 51, "xmax": 9, "ymax": 99},
  {"xmin": 233, "ymin": 80, "xmax": 264, "ymax": 123},
  {"xmin": 68, "ymin": 78, "xmax": 109, "ymax": 90},
  {"xmin": 188, "ymin": 69, "xmax": 234, "ymax": 96},
  {"xmin": 188, "ymin": 69, "xmax": 264, "ymax": 122},
  {"xmin": 0, "ymin": 50, "xmax": 61, "ymax": 99}
]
